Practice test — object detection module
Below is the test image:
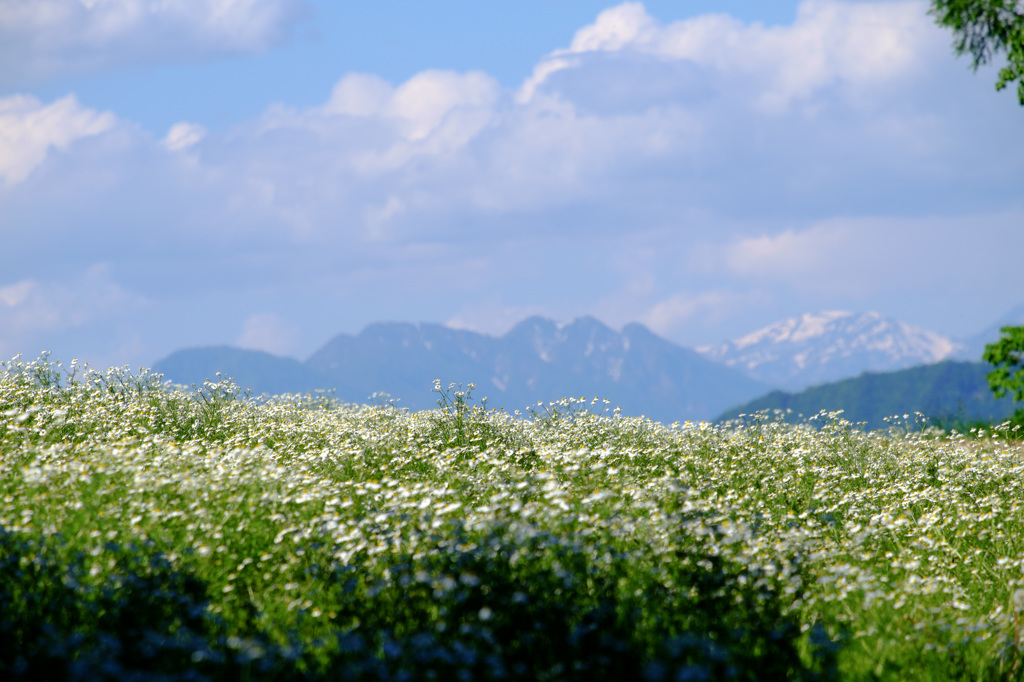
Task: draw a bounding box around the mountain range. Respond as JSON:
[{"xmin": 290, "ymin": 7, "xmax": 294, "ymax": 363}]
[
  {"xmin": 154, "ymin": 316, "xmax": 769, "ymax": 423},
  {"xmin": 153, "ymin": 306, "xmax": 1024, "ymax": 427}
]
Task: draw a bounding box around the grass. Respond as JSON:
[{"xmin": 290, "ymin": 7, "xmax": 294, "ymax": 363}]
[{"xmin": 3, "ymin": 352, "xmax": 1024, "ymax": 679}]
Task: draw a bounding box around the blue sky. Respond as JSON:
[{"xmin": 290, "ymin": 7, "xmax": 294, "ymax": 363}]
[
  {"xmin": 19, "ymin": 1, "xmax": 801, "ymax": 132},
  {"xmin": 1, "ymin": 0, "xmax": 1023, "ymax": 368}
]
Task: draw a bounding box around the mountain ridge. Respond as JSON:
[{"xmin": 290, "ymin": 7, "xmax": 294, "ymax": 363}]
[
  {"xmin": 152, "ymin": 307, "xmax": 1024, "ymax": 427},
  {"xmin": 155, "ymin": 317, "xmax": 769, "ymax": 423}
]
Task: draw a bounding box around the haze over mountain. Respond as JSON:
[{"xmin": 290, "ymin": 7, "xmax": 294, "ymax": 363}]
[
  {"xmin": 696, "ymin": 311, "xmax": 963, "ymax": 392},
  {"xmin": 152, "ymin": 347, "xmax": 328, "ymax": 398},
  {"xmin": 154, "ymin": 317, "xmax": 769, "ymax": 424},
  {"xmin": 955, "ymin": 304, "xmax": 1024, "ymax": 362}
]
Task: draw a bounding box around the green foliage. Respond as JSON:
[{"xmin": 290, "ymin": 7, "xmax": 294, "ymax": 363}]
[
  {"xmin": 7, "ymin": 353, "xmax": 1024, "ymax": 679},
  {"xmin": 0, "ymin": 530, "xmax": 275, "ymax": 681},
  {"xmin": 430, "ymin": 380, "xmax": 485, "ymax": 449},
  {"xmin": 930, "ymin": 0, "xmax": 1024, "ymax": 104},
  {"xmin": 983, "ymin": 325, "xmax": 1024, "ymax": 422},
  {"xmin": 0, "ymin": 522, "xmax": 837, "ymax": 681},
  {"xmin": 325, "ymin": 522, "xmax": 840, "ymax": 681},
  {"xmin": 429, "ymin": 381, "xmax": 534, "ymax": 457}
]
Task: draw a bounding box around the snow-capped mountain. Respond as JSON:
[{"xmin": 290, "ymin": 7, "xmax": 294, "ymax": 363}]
[{"xmin": 697, "ymin": 311, "xmax": 963, "ymax": 391}]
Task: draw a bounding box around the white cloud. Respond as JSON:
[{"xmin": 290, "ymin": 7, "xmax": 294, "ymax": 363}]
[
  {"xmin": 527, "ymin": 0, "xmax": 941, "ymax": 111},
  {"xmin": 388, "ymin": 70, "xmax": 499, "ymax": 142},
  {"xmin": 323, "ymin": 70, "xmax": 500, "ymax": 141},
  {"xmin": 567, "ymin": 2, "xmax": 658, "ymax": 53},
  {"xmin": 247, "ymin": 69, "xmax": 502, "ymax": 203},
  {"xmin": 11, "ymin": 1, "xmax": 975, "ymax": 249},
  {"xmin": 725, "ymin": 225, "xmax": 852, "ymax": 278},
  {"xmin": 641, "ymin": 290, "xmax": 773, "ymax": 337},
  {"xmin": 162, "ymin": 121, "xmax": 206, "ymax": 151},
  {"xmin": 0, "ymin": 94, "xmax": 117, "ymax": 184},
  {"xmin": 323, "ymin": 73, "xmax": 395, "ymax": 118},
  {"xmin": 318, "ymin": 69, "xmax": 501, "ymax": 169},
  {"xmin": 236, "ymin": 312, "xmax": 299, "ymax": 356},
  {"xmin": 2, "ymin": 3, "xmax": 1015, "ymax": 245},
  {"xmin": 0, "ymin": 0, "xmax": 310, "ymax": 85}
]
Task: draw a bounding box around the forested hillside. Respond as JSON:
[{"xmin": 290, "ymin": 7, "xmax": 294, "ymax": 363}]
[{"xmin": 716, "ymin": 360, "xmax": 1016, "ymax": 429}]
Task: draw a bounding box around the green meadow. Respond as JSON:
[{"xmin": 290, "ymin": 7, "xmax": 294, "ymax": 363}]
[{"xmin": 3, "ymin": 353, "xmax": 1024, "ymax": 680}]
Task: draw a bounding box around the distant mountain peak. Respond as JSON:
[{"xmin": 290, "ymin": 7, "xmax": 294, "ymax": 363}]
[
  {"xmin": 731, "ymin": 310, "xmax": 855, "ymax": 350},
  {"xmin": 698, "ymin": 311, "xmax": 962, "ymax": 391},
  {"xmin": 291, "ymin": 315, "xmax": 770, "ymax": 419}
]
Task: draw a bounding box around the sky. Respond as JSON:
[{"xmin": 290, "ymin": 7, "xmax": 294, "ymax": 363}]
[{"xmin": 1, "ymin": 0, "xmax": 1023, "ymax": 368}]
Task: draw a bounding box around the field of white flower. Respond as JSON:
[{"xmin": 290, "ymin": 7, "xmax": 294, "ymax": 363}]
[{"xmin": 2, "ymin": 352, "xmax": 1023, "ymax": 680}]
